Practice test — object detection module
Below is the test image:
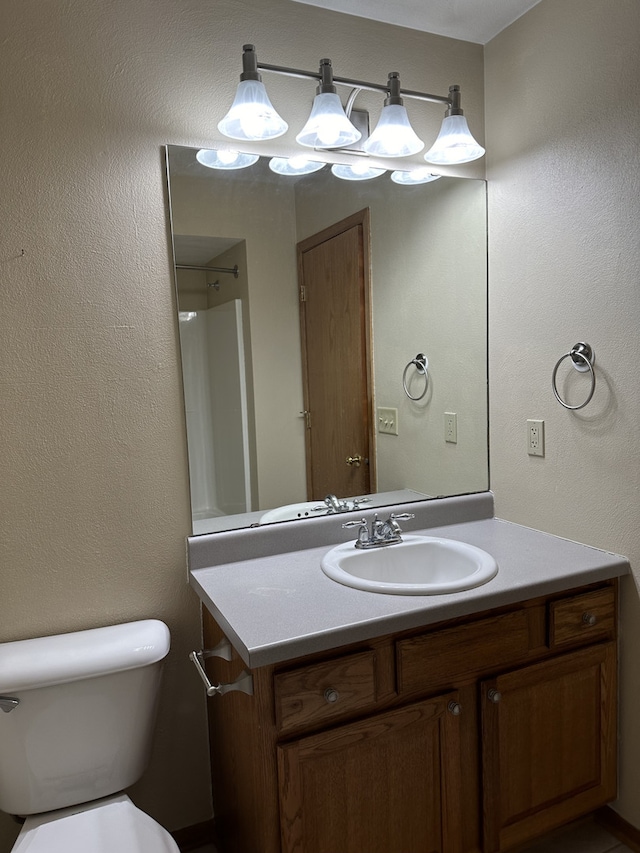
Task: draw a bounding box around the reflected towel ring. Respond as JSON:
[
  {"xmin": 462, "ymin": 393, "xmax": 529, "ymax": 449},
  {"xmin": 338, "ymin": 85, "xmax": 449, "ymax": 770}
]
[
  {"xmin": 552, "ymin": 342, "xmax": 596, "ymax": 410},
  {"xmin": 403, "ymin": 353, "xmax": 429, "ymax": 401}
]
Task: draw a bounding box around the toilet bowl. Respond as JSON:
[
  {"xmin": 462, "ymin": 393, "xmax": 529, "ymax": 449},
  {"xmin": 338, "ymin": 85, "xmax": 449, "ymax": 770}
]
[
  {"xmin": 13, "ymin": 794, "xmax": 179, "ymax": 853},
  {"xmin": 0, "ymin": 620, "xmax": 179, "ymax": 852}
]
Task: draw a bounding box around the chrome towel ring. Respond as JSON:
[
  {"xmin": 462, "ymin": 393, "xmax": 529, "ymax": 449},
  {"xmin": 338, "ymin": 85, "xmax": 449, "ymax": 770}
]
[
  {"xmin": 552, "ymin": 342, "xmax": 596, "ymax": 410},
  {"xmin": 403, "ymin": 353, "xmax": 429, "ymax": 401}
]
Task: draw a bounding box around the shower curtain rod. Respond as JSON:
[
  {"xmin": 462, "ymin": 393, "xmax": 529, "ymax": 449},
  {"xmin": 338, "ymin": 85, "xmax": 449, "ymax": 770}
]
[{"xmin": 176, "ymin": 263, "xmax": 239, "ymax": 278}]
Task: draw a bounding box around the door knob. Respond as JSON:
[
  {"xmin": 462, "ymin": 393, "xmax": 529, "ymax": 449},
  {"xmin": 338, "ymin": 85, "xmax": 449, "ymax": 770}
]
[{"xmin": 346, "ymin": 455, "xmax": 363, "ymax": 467}]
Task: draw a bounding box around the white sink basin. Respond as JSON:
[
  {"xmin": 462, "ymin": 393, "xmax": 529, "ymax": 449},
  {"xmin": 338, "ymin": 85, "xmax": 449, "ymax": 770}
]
[
  {"xmin": 260, "ymin": 501, "xmax": 329, "ymax": 523},
  {"xmin": 321, "ymin": 534, "xmax": 498, "ymax": 595}
]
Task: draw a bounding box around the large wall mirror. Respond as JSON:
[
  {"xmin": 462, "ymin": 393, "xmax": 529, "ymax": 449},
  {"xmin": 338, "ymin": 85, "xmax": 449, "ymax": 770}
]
[{"xmin": 166, "ymin": 145, "xmax": 488, "ymax": 535}]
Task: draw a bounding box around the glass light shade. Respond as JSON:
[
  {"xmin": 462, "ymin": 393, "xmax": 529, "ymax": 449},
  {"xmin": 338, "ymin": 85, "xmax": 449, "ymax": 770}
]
[
  {"xmin": 196, "ymin": 149, "xmax": 259, "ymax": 170},
  {"xmin": 423, "ymin": 114, "xmax": 485, "ymax": 165},
  {"xmin": 390, "ymin": 168, "xmax": 441, "ymax": 186},
  {"xmin": 217, "ymin": 79, "xmax": 288, "ymax": 141},
  {"xmin": 296, "ymin": 93, "xmax": 361, "ymax": 149},
  {"xmin": 269, "ymin": 156, "xmax": 325, "ymax": 176},
  {"xmin": 363, "ymin": 104, "xmax": 424, "ymax": 158},
  {"xmin": 331, "ymin": 162, "xmax": 385, "ymax": 181}
]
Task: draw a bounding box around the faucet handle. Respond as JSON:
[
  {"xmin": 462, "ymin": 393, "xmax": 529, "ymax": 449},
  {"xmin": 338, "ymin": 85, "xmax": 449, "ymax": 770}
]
[
  {"xmin": 342, "ymin": 517, "xmax": 371, "ymax": 546},
  {"xmin": 342, "ymin": 517, "xmax": 368, "ymax": 530},
  {"xmin": 387, "ymin": 512, "xmax": 415, "ymax": 533}
]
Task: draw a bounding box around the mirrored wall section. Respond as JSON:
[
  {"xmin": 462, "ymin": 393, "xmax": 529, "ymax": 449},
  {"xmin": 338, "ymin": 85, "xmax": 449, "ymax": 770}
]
[{"xmin": 167, "ymin": 146, "xmax": 488, "ymax": 535}]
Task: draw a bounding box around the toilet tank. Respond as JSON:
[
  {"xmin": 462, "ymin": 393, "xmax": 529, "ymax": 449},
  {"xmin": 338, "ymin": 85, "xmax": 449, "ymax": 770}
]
[{"xmin": 0, "ymin": 619, "xmax": 170, "ymax": 816}]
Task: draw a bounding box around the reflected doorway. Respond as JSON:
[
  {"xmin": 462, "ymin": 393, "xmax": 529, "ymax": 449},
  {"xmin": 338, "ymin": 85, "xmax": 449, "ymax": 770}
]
[{"xmin": 297, "ymin": 208, "xmax": 376, "ymax": 500}]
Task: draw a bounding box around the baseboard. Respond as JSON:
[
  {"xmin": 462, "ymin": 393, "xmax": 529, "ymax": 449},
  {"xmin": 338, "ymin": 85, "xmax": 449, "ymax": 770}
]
[
  {"xmin": 596, "ymin": 806, "xmax": 640, "ymax": 853},
  {"xmin": 171, "ymin": 818, "xmax": 216, "ymax": 851}
]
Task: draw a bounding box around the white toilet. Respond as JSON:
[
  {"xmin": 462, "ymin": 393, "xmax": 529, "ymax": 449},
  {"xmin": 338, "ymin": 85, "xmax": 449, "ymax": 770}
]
[{"xmin": 0, "ymin": 619, "xmax": 180, "ymax": 852}]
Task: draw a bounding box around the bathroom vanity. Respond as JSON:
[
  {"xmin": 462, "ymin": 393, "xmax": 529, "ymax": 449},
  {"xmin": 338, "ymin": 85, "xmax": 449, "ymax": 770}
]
[{"xmin": 188, "ymin": 495, "xmax": 628, "ymax": 853}]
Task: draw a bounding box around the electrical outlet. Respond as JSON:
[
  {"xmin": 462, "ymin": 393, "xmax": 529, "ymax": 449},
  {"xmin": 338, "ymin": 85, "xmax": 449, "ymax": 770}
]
[
  {"xmin": 377, "ymin": 407, "xmax": 398, "ymax": 436},
  {"xmin": 444, "ymin": 412, "xmax": 457, "ymax": 444},
  {"xmin": 527, "ymin": 419, "xmax": 545, "ymax": 457}
]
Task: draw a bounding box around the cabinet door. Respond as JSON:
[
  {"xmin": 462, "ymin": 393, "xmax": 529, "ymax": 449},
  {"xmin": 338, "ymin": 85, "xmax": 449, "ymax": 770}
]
[
  {"xmin": 278, "ymin": 692, "xmax": 463, "ymax": 853},
  {"xmin": 481, "ymin": 642, "xmax": 616, "ymax": 852}
]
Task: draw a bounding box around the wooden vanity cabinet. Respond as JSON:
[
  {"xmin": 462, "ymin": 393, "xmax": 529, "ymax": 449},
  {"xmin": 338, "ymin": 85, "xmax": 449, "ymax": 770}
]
[{"xmin": 202, "ymin": 580, "xmax": 617, "ymax": 853}]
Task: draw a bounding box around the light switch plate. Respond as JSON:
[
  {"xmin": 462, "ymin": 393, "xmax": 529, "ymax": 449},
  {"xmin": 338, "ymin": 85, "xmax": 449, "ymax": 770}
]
[{"xmin": 377, "ymin": 407, "xmax": 398, "ymax": 435}]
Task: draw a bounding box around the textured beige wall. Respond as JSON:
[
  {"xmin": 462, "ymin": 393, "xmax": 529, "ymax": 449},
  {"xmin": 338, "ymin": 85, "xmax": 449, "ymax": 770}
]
[
  {"xmin": 486, "ymin": 0, "xmax": 640, "ymax": 829},
  {"xmin": 0, "ymin": 0, "xmax": 483, "ymax": 849}
]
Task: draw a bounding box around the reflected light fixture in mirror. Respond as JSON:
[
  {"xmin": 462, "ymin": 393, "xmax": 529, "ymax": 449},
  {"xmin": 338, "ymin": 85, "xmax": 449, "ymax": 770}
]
[
  {"xmin": 269, "ymin": 155, "xmax": 325, "ymax": 176},
  {"xmin": 391, "ymin": 168, "xmax": 441, "ymax": 185},
  {"xmin": 331, "ymin": 162, "xmax": 386, "ymax": 181},
  {"xmin": 218, "ymin": 44, "xmax": 484, "ymax": 166},
  {"xmin": 196, "ymin": 149, "xmax": 259, "ymax": 170}
]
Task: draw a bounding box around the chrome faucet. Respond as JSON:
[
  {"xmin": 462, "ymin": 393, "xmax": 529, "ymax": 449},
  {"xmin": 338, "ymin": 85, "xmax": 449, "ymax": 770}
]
[
  {"xmin": 318, "ymin": 494, "xmax": 351, "ymax": 513},
  {"xmin": 342, "ymin": 512, "xmax": 415, "ymax": 549}
]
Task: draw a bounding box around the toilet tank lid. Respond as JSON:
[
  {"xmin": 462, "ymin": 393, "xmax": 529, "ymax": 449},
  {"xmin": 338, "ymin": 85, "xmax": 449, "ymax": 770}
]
[{"xmin": 0, "ymin": 620, "xmax": 170, "ymax": 693}]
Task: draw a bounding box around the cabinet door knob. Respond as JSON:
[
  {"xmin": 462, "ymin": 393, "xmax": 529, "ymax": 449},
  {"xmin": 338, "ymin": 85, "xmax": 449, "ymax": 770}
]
[
  {"xmin": 324, "ymin": 688, "xmax": 340, "ymax": 704},
  {"xmin": 487, "ymin": 688, "xmax": 502, "ymax": 704},
  {"xmin": 447, "ymin": 701, "xmax": 462, "ymax": 716},
  {"xmin": 583, "ymin": 612, "xmax": 597, "ymax": 627}
]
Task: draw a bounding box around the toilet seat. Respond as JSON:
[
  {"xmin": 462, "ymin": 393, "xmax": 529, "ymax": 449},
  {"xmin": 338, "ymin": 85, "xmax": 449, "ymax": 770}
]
[{"xmin": 13, "ymin": 793, "xmax": 179, "ymax": 853}]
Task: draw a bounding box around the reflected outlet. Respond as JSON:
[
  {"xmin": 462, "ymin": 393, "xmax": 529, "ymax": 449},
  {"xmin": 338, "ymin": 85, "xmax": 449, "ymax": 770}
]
[
  {"xmin": 445, "ymin": 412, "xmax": 458, "ymax": 443},
  {"xmin": 377, "ymin": 407, "xmax": 398, "ymax": 435}
]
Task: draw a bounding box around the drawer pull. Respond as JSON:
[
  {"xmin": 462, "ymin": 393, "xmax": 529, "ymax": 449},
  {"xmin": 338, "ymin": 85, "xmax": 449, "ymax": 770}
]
[
  {"xmin": 448, "ymin": 701, "xmax": 462, "ymax": 716},
  {"xmin": 324, "ymin": 688, "xmax": 340, "ymax": 704},
  {"xmin": 487, "ymin": 688, "xmax": 502, "ymax": 704},
  {"xmin": 583, "ymin": 612, "xmax": 597, "ymax": 627}
]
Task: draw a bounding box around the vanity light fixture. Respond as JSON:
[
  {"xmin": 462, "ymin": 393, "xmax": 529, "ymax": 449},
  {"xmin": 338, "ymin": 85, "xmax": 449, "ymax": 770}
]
[
  {"xmin": 423, "ymin": 86, "xmax": 485, "ymax": 165},
  {"xmin": 363, "ymin": 73, "xmax": 424, "ymax": 158},
  {"xmin": 218, "ymin": 45, "xmax": 484, "ymax": 165},
  {"xmin": 331, "ymin": 162, "xmax": 386, "ymax": 181},
  {"xmin": 196, "ymin": 149, "xmax": 259, "ymax": 169},
  {"xmin": 296, "ymin": 59, "xmax": 361, "ymax": 149},
  {"xmin": 391, "ymin": 168, "xmax": 441, "ymax": 185},
  {"xmin": 217, "ymin": 45, "xmax": 288, "ymax": 141},
  {"xmin": 269, "ymin": 155, "xmax": 325, "ymax": 176}
]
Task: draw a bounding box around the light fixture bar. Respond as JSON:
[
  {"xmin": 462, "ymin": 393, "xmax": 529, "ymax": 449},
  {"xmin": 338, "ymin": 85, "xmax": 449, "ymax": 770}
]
[{"xmin": 256, "ymin": 62, "xmax": 451, "ymax": 108}]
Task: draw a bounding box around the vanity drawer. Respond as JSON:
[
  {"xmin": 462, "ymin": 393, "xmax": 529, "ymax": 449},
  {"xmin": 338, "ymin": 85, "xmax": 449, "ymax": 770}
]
[
  {"xmin": 549, "ymin": 586, "xmax": 615, "ymax": 648},
  {"xmin": 274, "ymin": 650, "xmax": 377, "ymax": 734},
  {"xmin": 397, "ymin": 608, "xmax": 534, "ymax": 695}
]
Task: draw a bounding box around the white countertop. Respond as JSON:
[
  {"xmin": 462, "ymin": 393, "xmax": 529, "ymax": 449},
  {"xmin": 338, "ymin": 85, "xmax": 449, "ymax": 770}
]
[{"xmin": 189, "ymin": 512, "xmax": 629, "ymax": 668}]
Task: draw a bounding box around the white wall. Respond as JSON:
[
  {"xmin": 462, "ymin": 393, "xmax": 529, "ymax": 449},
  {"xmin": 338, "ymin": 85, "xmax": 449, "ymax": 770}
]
[
  {"xmin": 0, "ymin": 1, "xmax": 484, "ymax": 848},
  {"xmin": 486, "ymin": 0, "xmax": 640, "ymax": 829}
]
